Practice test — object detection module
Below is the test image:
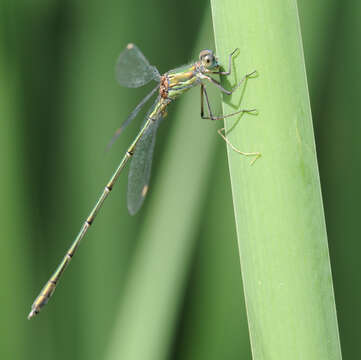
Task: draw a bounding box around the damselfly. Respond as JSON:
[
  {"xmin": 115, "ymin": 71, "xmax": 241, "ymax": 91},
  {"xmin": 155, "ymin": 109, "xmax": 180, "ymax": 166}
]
[{"xmin": 28, "ymin": 43, "xmax": 260, "ymax": 319}]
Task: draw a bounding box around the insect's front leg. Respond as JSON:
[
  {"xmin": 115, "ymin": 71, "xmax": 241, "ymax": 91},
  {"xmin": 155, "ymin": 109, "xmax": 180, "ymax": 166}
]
[{"xmin": 211, "ymin": 48, "xmax": 238, "ymax": 76}]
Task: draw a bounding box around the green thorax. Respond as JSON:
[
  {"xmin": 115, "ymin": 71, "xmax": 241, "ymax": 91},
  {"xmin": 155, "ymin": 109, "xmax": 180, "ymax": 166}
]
[
  {"xmin": 166, "ymin": 63, "xmax": 200, "ymax": 100},
  {"xmin": 149, "ymin": 62, "xmax": 203, "ymax": 120}
]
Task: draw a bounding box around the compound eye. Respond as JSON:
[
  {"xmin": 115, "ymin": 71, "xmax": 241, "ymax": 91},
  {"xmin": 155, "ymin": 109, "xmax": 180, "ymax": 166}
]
[
  {"xmin": 203, "ymin": 55, "xmax": 213, "ymax": 67},
  {"xmin": 199, "ymin": 50, "xmax": 216, "ymax": 68}
]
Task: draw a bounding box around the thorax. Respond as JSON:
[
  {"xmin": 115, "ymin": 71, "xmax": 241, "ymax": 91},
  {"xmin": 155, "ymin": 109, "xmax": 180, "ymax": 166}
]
[{"xmin": 160, "ymin": 63, "xmax": 200, "ymax": 100}]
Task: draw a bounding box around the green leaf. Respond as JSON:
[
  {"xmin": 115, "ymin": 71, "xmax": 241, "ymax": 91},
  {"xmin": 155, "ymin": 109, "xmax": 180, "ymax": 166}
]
[
  {"xmin": 105, "ymin": 8, "xmax": 219, "ymax": 360},
  {"xmin": 210, "ymin": 0, "xmax": 342, "ymax": 358}
]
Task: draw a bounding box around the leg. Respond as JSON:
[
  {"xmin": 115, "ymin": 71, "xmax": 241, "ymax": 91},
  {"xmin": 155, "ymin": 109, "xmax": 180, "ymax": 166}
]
[
  {"xmin": 204, "ymin": 71, "xmax": 257, "ymax": 95},
  {"xmin": 200, "ymin": 84, "xmax": 216, "ymax": 119},
  {"xmin": 200, "ymin": 85, "xmax": 257, "ymax": 120},
  {"xmin": 211, "ymin": 48, "xmax": 238, "ymax": 76},
  {"xmin": 200, "ymin": 87, "xmax": 261, "ymax": 164},
  {"xmin": 218, "ymin": 127, "xmax": 261, "ymax": 165},
  {"xmin": 200, "ymin": 84, "xmax": 205, "ymax": 118}
]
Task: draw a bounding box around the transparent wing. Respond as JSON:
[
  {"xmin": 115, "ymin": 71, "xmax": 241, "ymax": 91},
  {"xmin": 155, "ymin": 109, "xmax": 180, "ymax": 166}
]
[
  {"xmin": 127, "ymin": 101, "xmax": 162, "ymax": 215},
  {"xmin": 106, "ymin": 85, "xmax": 159, "ymax": 150},
  {"xmin": 116, "ymin": 43, "xmax": 160, "ymax": 88}
]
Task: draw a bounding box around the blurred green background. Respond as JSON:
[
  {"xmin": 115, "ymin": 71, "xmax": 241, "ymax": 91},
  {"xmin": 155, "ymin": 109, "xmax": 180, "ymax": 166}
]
[{"xmin": 0, "ymin": 0, "xmax": 358, "ymax": 359}]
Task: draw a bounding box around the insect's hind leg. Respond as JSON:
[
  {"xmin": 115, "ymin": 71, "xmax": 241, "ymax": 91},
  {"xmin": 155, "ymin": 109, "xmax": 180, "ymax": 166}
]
[
  {"xmin": 200, "ymin": 86, "xmax": 261, "ymax": 165},
  {"xmin": 217, "ymin": 128, "xmax": 261, "ymax": 165}
]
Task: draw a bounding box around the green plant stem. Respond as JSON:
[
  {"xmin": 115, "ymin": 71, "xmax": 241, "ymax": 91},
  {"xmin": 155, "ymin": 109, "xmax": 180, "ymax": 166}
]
[{"xmin": 210, "ymin": 0, "xmax": 342, "ymax": 359}]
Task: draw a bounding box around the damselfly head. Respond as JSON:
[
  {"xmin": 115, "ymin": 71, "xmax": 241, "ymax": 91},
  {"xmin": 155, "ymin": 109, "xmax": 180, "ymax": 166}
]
[{"xmin": 199, "ymin": 50, "xmax": 218, "ymax": 70}]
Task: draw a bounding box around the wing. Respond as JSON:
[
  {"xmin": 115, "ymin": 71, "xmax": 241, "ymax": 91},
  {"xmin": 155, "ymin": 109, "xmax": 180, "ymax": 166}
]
[
  {"xmin": 116, "ymin": 43, "xmax": 160, "ymax": 88},
  {"xmin": 107, "ymin": 85, "xmax": 159, "ymax": 150},
  {"xmin": 127, "ymin": 100, "xmax": 162, "ymax": 215}
]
